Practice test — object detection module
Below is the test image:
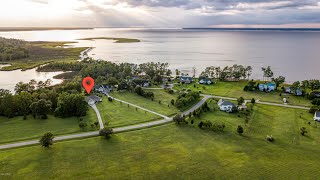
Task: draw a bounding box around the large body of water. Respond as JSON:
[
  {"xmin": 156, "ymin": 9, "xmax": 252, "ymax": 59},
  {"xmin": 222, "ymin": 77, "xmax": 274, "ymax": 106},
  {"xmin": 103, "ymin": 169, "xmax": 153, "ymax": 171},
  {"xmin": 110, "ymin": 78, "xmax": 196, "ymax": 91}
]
[{"xmin": 1, "ymin": 28, "xmax": 320, "ymax": 91}]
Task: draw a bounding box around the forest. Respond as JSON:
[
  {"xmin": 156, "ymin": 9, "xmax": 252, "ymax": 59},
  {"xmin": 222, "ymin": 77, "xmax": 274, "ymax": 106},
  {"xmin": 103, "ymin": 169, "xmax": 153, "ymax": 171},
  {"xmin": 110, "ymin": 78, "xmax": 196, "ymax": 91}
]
[{"xmin": 0, "ymin": 37, "xmax": 29, "ymax": 61}]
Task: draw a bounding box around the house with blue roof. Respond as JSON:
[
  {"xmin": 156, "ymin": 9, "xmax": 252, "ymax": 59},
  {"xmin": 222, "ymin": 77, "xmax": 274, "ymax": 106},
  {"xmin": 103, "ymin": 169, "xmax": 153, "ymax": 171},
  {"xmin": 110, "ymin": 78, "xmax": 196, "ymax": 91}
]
[{"xmin": 259, "ymin": 82, "xmax": 276, "ymax": 92}]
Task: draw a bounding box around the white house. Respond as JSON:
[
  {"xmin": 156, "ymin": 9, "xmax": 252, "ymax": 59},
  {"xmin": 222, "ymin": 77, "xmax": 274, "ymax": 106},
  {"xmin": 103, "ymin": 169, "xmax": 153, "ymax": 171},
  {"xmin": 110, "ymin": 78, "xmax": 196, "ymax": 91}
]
[
  {"xmin": 314, "ymin": 112, "xmax": 320, "ymax": 121},
  {"xmin": 218, "ymin": 99, "xmax": 236, "ymax": 113}
]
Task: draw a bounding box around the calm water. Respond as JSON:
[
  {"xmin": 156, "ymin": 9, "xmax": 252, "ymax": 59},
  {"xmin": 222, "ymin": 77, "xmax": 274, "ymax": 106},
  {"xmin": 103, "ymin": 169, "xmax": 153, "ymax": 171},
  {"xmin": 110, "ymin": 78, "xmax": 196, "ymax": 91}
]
[
  {"xmin": 0, "ymin": 64, "xmax": 63, "ymax": 92},
  {"xmin": 1, "ymin": 28, "xmax": 320, "ymax": 86}
]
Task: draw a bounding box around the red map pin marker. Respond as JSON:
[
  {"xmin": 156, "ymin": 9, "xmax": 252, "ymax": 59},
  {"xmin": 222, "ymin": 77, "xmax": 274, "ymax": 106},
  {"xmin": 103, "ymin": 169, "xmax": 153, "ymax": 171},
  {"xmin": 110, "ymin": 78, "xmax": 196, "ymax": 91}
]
[{"xmin": 82, "ymin": 77, "xmax": 95, "ymax": 94}]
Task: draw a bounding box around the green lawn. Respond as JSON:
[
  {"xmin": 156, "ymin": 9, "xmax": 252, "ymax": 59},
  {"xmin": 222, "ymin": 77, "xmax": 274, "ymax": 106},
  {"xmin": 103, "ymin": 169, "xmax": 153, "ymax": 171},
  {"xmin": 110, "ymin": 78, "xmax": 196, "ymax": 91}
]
[
  {"xmin": 0, "ymin": 108, "xmax": 96, "ymax": 144},
  {"xmin": 96, "ymin": 97, "xmax": 161, "ymax": 127},
  {"xmin": 1, "ymin": 104, "xmax": 320, "ymax": 179},
  {"xmin": 109, "ymin": 90, "xmax": 180, "ymax": 116},
  {"xmin": 174, "ymin": 81, "xmax": 312, "ymax": 106}
]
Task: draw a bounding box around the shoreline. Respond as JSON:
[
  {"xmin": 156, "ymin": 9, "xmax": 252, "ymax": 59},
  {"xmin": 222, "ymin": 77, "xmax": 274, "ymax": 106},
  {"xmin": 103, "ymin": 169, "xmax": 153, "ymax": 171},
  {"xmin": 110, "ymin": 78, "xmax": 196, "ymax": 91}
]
[{"xmin": 79, "ymin": 47, "xmax": 94, "ymax": 61}]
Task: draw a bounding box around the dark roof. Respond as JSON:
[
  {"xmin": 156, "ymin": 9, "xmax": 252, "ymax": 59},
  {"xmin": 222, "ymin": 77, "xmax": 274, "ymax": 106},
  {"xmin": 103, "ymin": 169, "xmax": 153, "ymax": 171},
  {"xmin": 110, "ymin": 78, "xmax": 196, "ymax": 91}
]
[
  {"xmin": 221, "ymin": 101, "xmax": 236, "ymax": 107},
  {"xmin": 180, "ymin": 76, "xmax": 193, "ymax": 81},
  {"xmin": 88, "ymin": 95, "xmax": 102, "ymax": 102},
  {"xmin": 315, "ymin": 112, "xmax": 320, "ymax": 117},
  {"xmin": 102, "ymin": 84, "xmax": 112, "ymax": 89}
]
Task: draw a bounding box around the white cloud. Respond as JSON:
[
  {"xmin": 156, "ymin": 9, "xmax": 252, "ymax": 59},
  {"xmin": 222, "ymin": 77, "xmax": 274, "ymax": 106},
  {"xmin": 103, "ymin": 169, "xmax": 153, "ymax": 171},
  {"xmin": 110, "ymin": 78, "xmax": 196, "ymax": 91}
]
[{"xmin": 0, "ymin": 0, "xmax": 320, "ymax": 27}]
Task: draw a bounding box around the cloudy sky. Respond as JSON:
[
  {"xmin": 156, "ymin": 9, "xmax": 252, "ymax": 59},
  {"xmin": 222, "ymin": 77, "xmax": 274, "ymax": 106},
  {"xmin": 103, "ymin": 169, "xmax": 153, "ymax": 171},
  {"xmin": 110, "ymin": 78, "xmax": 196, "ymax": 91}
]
[{"xmin": 1, "ymin": 0, "xmax": 320, "ymax": 28}]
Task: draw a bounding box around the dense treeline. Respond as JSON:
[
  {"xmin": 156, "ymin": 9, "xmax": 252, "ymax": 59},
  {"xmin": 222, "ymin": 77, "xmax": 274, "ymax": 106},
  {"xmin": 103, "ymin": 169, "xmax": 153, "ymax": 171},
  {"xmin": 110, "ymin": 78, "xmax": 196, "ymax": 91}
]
[
  {"xmin": 0, "ymin": 78, "xmax": 87, "ymax": 119},
  {"xmin": 200, "ymin": 64, "xmax": 252, "ymax": 81},
  {"xmin": 0, "ymin": 37, "xmax": 29, "ymax": 61}
]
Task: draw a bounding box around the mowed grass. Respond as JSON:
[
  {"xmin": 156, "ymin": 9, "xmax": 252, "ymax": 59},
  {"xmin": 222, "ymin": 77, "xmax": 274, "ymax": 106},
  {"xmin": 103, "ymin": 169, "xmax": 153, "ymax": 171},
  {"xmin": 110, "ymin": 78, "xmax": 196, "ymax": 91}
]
[
  {"xmin": 1, "ymin": 105, "xmax": 320, "ymax": 179},
  {"xmin": 174, "ymin": 81, "xmax": 312, "ymax": 106},
  {"xmin": 109, "ymin": 90, "xmax": 180, "ymax": 116},
  {"xmin": 96, "ymin": 96, "xmax": 161, "ymax": 127},
  {"xmin": 0, "ymin": 108, "xmax": 96, "ymax": 144}
]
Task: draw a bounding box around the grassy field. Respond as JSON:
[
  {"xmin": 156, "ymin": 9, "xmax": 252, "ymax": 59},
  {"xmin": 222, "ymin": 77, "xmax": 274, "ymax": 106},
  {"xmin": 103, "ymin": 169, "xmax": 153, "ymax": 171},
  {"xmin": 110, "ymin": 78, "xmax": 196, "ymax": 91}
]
[
  {"xmin": 96, "ymin": 96, "xmax": 161, "ymax": 127},
  {"xmin": 1, "ymin": 104, "xmax": 320, "ymax": 179},
  {"xmin": 174, "ymin": 81, "xmax": 312, "ymax": 106},
  {"xmin": 1, "ymin": 41, "xmax": 87, "ymax": 71},
  {"xmin": 109, "ymin": 90, "xmax": 180, "ymax": 116},
  {"xmin": 78, "ymin": 37, "xmax": 141, "ymax": 43},
  {"xmin": 0, "ymin": 108, "xmax": 96, "ymax": 144}
]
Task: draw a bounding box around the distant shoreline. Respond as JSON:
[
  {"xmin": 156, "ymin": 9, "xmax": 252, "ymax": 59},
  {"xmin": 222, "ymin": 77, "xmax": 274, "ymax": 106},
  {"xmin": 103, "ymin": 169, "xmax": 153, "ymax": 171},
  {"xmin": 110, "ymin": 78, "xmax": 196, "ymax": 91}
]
[
  {"xmin": 0, "ymin": 27, "xmax": 93, "ymax": 32},
  {"xmin": 183, "ymin": 28, "xmax": 320, "ymax": 32}
]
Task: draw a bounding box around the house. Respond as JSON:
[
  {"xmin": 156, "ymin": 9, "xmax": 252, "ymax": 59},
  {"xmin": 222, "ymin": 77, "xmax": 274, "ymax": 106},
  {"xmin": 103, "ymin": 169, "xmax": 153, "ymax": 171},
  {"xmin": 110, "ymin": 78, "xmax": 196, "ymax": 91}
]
[
  {"xmin": 199, "ymin": 78, "xmax": 213, "ymax": 85},
  {"xmin": 314, "ymin": 112, "xmax": 320, "ymax": 121},
  {"xmin": 94, "ymin": 84, "xmax": 113, "ymax": 95},
  {"xmin": 218, "ymin": 99, "xmax": 237, "ymax": 113},
  {"xmin": 285, "ymin": 87, "xmax": 291, "ymax": 93},
  {"xmin": 180, "ymin": 76, "xmax": 193, "ymax": 84},
  {"xmin": 258, "ymin": 82, "xmax": 276, "ymax": 92},
  {"xmin": 85, "ymin": 95, "xmax": 102, "ymax": 105},
  {"xmin": 285, "ymin": 87, "xmax": 303, "ymax": 96}
]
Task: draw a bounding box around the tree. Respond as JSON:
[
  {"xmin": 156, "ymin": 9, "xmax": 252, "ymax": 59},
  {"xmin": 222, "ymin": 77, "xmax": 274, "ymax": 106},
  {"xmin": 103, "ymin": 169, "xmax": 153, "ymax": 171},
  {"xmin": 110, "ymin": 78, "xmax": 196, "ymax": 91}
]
[
  {"xmin": 39, "ymin": 132, "xmax": 54, "ymax": 148},
  {"xmin": 237, "ymin": 97, "xmax": 245, "ymax": 105},
  {"xmin": 15, "ymin": 92, "xmax": 32, "ymax": 119},
  {"xmin": 309, "ymin": 80, "xmax": 320, "ymax": 91},
  {"xmin": 175, "ymin": 69, "xmax": 180, "ymax": 77},
  {"xmin": 301, "ymin": 80, "xmax": 309, "ymax": 90},
  {"xmin": 300, "ymin": 127, "xmax": 307, "ymax": 136},
  {"xmin": 237, "ymin": 125, "xmax": 244, "ymax": 135},
  {"xmin": 0, "ymin": 89, "xmax": 11, "ymax": 97},
  {"xmin": 261, "ymin": 66, "xmax": 273, "ymax": 81},
  {"xmin": 251, "ymin": 98, "xmax": 256, "ymax": 104},
  {"xmin": 107, "ymin": 77, "xmax": 119, "ymax": 86},
  {"xmin": 54, "ymin": 93, "xmax": 88, "ymax": 117},
  {"xmin": 99, "ymin": 127, "xmax": 113, "ymax": 139},
  {"xmin": 272, "ymin": 76, "xmax": 285, "ymax": 90},
  {"xmin": 246, "ymin": 66, "xmax": 252, "ymax": 80},
  {"xmin": 173, "ymin": 114, "xmax": 186, "ymax": 124},
  {"xmin": 171, "ymin": 99, "xmax": 175, "ymax": 105},
  {"xmin": 30, "ymin": 99, "xmax": 52, "ymax": 119}
]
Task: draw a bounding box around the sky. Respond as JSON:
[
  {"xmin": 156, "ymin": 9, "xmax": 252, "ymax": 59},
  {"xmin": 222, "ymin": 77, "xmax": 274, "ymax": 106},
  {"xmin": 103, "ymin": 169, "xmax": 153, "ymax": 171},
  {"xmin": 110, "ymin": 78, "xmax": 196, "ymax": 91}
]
[{"xmin": 0, "ymin": 0, "xmax": 320, "ymax": 28}]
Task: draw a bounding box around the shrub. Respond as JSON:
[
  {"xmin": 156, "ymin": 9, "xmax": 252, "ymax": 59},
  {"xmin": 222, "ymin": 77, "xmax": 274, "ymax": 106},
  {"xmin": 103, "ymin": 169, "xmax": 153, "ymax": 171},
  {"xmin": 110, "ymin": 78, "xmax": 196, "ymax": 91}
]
[
  {"xmin": 108, "ymin": 97, "xmax": 113, "ymax": 102},
  {"xmin": 251, "ymin": 98, "xmax": 256, "ymax": 104},
  {"xmin": 300, "ymin": 127, "xmax": 307, "ymax": 136},
  {"xmin": 212, "ymin": 123, "xmax": 225, "ymax": 132},
  {"xmin": 99, "ymin": 127, "xmax": 113, "ymax": 139},
  {"xmin": 39, "ymin": 132, "xmax": 54, "ymax": 148},
  {"xmin": 173, "ymin": 114, "xmax": 186, "ymax": 124},
  {"xmin": 79, "ymin": 121, "xmax": 87, "ymax": 130},
  {"xmin": 266, "ymin": 135, "xmax": 274, "ymax": 142},
  {"xmin": 198, "ymin": 121, "xmax": 204, "ymax": 128},
  {"xmin": 237, "ymin": 125, "xmax": 244, "ymax": 135}
]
